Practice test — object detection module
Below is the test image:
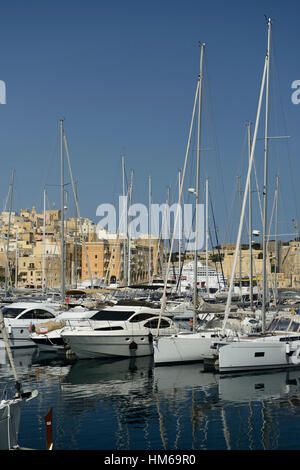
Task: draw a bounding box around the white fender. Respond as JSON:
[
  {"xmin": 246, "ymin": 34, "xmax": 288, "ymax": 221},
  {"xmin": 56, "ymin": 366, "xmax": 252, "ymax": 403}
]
[{"xmin": 291, "ymin": 347, "xmax": 300, "ymax": 365}]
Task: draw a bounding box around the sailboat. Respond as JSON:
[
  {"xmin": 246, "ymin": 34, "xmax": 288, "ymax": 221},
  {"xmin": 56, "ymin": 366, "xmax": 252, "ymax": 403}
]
[
  {"xmin": 0, "ymin": 296, "xmax": 38, "ymax": 449},
  {"xmin": 213, "ymin": 18, "xmax": 300, "ymax": 373},
  {"xmin": 153, "ymin": 44, "xmax": 245, "ymax": 366}
]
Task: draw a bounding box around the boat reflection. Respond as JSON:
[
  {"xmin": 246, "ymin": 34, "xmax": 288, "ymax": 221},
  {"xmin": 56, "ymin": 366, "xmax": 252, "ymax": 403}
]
[{"xmin": 218, "ymin": 368, "xmax": 300, "ymax": 403}]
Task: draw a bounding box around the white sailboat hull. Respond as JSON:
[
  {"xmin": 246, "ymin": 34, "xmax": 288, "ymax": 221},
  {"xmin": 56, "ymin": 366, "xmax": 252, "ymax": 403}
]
[
  {"xmin": 0, "ymin": 398, "xmax": 21, "ymax": 450},
  {"xmin": 218, "ymin": 336, "xmax": 300, "ymax": 373},
  {"xmin": 153, "ymin": 332, "xmax": 223, "ymax": 365}
]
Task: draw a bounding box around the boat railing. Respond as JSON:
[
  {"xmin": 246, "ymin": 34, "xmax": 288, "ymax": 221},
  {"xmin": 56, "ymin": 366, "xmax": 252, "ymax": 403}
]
[{"xmin": 63, "ymin": 317, "xmax": 177, "ymax": 334}]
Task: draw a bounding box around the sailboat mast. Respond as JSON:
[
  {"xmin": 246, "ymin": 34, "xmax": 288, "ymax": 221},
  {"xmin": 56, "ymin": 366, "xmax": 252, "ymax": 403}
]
[
  {"xmin": 178, "ymin": 170, "xmax": 182, "ymax": 294},
  {"xmin": 193, "ymin": 42, "xmax": 205, "ymax": 331},
  {"xmin": 42, "ymin": 187, "xmax": 46, "ymax": 295},
  {"xmin": 274, "ymin": 174, "xmax": 279, "ymax": 304},
  {"xmin": 149, "ymin": 175, "xmax": 152, "ymax": 285},
  {"xmin": 15, "ymin": 227, "xmax": 18, "ymax": 290},
  {"xmin": 247, "ymin": 122, "xmax": 254, "ymax": 310},
  {"xmin": 262, "ymin": 17, "xmax": 272, "ymax": 334},
  {"xmin": 60, "ymin": 119, "xmax": 65, "ymax": 302},
  {"xmin": 127, "ymin": 169, "xmax": 134, "ymax": 286},
  {"xmin": 5, "ymin": 168, "xmax": 15, "ymax": 297},
  {"xmin": 205, "ymin": 177, "xmax": 209, "ymax": 296},
  {"xmin": 121, "ymin": 154, "xmax": 127, "ymax": 286}
]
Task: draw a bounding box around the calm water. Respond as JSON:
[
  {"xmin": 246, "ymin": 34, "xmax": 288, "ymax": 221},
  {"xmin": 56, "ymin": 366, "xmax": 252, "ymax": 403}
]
[{"xmin": 2, "ymin": 346, "xmax": 300, "ymax": 451}]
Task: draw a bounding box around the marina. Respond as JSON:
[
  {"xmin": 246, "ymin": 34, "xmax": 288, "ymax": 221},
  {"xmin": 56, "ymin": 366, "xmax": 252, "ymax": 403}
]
[
  {"xmin": 0, "ymin": 0, "xmax": 300, "ymax": 456},
  {"xmin": 2, "ymin": 344, "xmax": 300, "ymax": 451}
]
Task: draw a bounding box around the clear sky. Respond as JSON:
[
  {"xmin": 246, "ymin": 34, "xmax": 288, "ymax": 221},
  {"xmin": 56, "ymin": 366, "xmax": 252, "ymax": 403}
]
[{"xmin": 0, "ymin": 0, "xmax": 299, "ymax": 247}]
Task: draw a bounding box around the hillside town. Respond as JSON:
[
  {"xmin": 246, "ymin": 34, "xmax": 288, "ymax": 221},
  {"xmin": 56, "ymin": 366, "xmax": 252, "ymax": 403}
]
[{"xmin": 1, "ymin": 205, "xmax": 299, "ymax": 292}]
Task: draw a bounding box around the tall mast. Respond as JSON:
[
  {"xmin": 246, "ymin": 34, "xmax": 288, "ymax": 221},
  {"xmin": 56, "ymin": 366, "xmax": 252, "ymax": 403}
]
[
  {"xmin": 274, "ymin": 174, "xmax": 279, "ymax": 304},
  {"xmin": 247, "ymin": 122, "xmax": 254, "ymax": 310},
  {"xmin": 60, "ymin": 119, "xmax": 65, "ymax": 302},
  {"xmin": 74, "ymin": 182, "xmax": 78, "ymax": 289},
  {"xmin": 127, "ymin": 169, "xmax": 134, "ymax": 286},
  {"xmin": 121, "ymin": 154, "xmax": 127, "ymax": 285},
  {"xmin": 193, "ymin": 42, "xmax": 205, "ymax": 331},
  {"xmin": 42, "ymin": 187, "xmax": 46, "ymax": 295},
  {"xmin": 237, "ymin": 175, "xmax": 243, "ymax": 297},
  {"xmin": 15, "ymin": 227, "xmax": 18, "ymax": 290},
  {"xmin": 205, "ymin": 177, "xmax": 209, "ymax": 296},
  {"xmin": 222, "ymin": 36, "xmax": 268, "ymax": 333},
  {"xmin": 262, "ymin": 17, "xmax": 272, "ymax": 334},
  {"xmin": 5, "ymin": 168, "xmax": 15, "ymax": 297},
  {"xmin": 148, "ymin": 175, "xmax": 152, "ymax": 285},
  {"xmin": 178, "ymin": 170, "xmax": 182, "ymax": 294}
]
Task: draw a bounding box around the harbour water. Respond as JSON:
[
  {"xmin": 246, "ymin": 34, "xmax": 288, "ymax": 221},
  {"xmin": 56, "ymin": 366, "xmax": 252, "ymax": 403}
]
[{"xmin": 2, "ymin": 346, "xmax": 300, "ymax": 452}]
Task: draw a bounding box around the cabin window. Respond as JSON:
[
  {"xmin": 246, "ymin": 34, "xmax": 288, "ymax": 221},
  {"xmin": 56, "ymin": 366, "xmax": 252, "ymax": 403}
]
[
  {"xmin": 275, "ymin": 318, "xmax": 291, "ymax": 332},
  {"xmin": 267, "ymin": 318, "xmax": 279, "ymax": 332},
  {"xmin": 94, "ymin": 326, "xmax": 123, "ymax": 331},
  {"xmin": 144, "ymin": 319, "xmax": 171, "ymax": 329},
  {"xmin": 91, "ymin": 311, "xmax": 135, "ymax": 321},
  {"xmin": 129, "ymin": 313, "xmax": 156, "ymax": 323},
  {"xmin": 254, "ymin": 352, "xmax": 265, "ymax": 357},
  {"xmin": 2, "ymin": 307, "xmax": 26, "ymax": 318},
  {"xmin": 290, "ymin": 321, "xmax": 300, "ymax": 333},
  {"xmin": 21, "ymin": 309, "xmax": 55, "ymax": 320}
]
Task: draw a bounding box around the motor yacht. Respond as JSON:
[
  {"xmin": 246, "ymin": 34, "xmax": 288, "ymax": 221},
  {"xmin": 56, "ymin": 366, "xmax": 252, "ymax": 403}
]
[
  {"xmin": 61, "ymin": 305, "xmax": 180, "ymax": 359},
  {"xmin": 0, "ymin": 302, "xmax": 60, "ymax": 348}
]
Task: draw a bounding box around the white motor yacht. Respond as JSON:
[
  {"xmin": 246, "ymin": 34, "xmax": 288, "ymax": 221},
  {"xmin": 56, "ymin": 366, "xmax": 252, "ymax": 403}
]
[
  {"xmin": 0, "ymin": 302, "xmax": 61, "ymax": 348},
  {"xmin": 30, "ymin": 306, "xmax": 101, "ymax": 352},
  {"xmin": 61, "ymin": 305, "xmax": 179, "ymax": 359}
]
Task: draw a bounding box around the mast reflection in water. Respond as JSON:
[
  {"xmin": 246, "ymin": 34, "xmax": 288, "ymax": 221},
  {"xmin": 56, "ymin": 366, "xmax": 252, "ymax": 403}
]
[{"xmin": 1, "ymin": 346, "xmax": 300, "ymax": 450}]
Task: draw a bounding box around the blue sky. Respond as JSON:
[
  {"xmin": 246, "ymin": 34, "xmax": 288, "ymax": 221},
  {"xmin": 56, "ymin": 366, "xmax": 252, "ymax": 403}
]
[{"xmin": 0, "ymin": 0, "xmax": 299, "ymax": 246}]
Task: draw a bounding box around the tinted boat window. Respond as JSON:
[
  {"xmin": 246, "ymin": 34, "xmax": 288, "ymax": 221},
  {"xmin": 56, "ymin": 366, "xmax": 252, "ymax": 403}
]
[
  {"xmin": 90, "ymin": 311, "xmax": 135, "ymax": 321},
  {"xmin": 267, "ymin": 318, "xmax": 279, "ymax": 332},
  {"xmin": 129, "ymin": 313, "xmax": 157, "ymax": 323},
  {"xmin": 289, "ymin": 321, "xmax": 300, "ymax": 332},
  {"xmin": 21, "ymin": 309, "xmax": 54, "ymax": 320},
  {"xmin": 144, "ymin": 319, "xmax": 171, "ymax": 329},
  {"xmin": 275, "ymin": 318, "xmax": 291, "ymax": 331},
  {"xmin": 2, "ymin": 307, "xmax": 25, "ymax": 318}
]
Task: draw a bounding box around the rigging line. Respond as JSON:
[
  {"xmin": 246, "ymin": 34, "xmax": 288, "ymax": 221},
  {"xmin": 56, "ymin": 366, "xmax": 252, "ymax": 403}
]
[
  {"xmin": 203, "ymin": 52, "xmax": 230, "ymax": 241},
  {"xmin": 40, "ymin": 129, "xmax": 60, "ymax": 197},
  {"xmin": 156, "ymin": 78, "xmax": 200, "ymax": 335},
  {"xmin": 271, "ymin": 34, "xmax": 299, "ymax": 228},
  {"xmin": 225, "ymin": 129, "xmax": 248, "ymax": 244},
  {"xmin": 209, "ymin": 187, "xmax": 226, "ymax": 285},
  {"xmin": 252, "ymin": 154, "xmax": 264, "ymax": 227}
]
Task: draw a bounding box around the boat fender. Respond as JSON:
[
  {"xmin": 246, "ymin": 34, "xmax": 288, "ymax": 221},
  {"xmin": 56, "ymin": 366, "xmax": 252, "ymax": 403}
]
[
  {"xmin": 148, "ymin": 333, "xmax": 153, "ymax": 344},
  {"xmin": 291, "ymin": 347, "xmax": 300, "ymax": 365},
  {"xmin": 129, "ymin": 340, "xmax": 138, "ymax": 350},
  {"xmin": 285, "ymin": 342, "xmax": 291, "ymax": 354}
]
